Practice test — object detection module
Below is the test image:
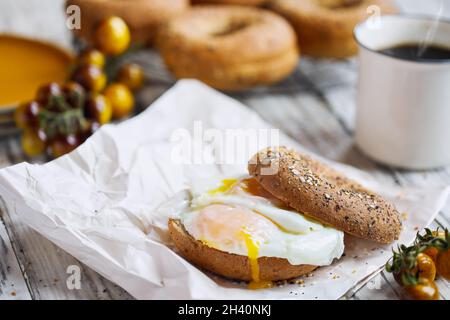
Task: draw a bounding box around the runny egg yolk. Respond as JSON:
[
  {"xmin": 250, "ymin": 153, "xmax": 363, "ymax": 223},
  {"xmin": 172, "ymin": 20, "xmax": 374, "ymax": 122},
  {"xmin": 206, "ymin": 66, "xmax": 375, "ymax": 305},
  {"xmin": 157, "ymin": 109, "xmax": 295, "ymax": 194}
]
[
  {"xmin": 207, "ymin": 179, "xmax": 238, "ymax": 195},
  {"xmin": 187, "ymin": 203, "xmax": 276, "ymax": 289},
  {"xmin": 241, "ymin": 230, "xmax": 274, "ymax": 290}
]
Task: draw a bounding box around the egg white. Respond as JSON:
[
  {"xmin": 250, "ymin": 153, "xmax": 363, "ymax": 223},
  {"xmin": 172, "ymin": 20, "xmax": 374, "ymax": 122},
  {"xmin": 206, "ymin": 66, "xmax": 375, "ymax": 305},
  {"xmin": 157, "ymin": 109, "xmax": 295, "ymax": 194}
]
[{"xmin": 180, "ymin": 176, "xmax": 345, "ymax": 266}]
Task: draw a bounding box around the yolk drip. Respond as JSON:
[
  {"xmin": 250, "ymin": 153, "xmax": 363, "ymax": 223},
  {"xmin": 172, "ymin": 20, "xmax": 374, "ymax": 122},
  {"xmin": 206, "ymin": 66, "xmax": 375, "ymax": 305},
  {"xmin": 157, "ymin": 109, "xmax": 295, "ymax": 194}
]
[
  {"xmin": 241, "ymin": 230, "xmax": 273, "ymax": 290},
  {"xmin": 208, "ymin": 179, "xmax": 238, "ymax": 195}
]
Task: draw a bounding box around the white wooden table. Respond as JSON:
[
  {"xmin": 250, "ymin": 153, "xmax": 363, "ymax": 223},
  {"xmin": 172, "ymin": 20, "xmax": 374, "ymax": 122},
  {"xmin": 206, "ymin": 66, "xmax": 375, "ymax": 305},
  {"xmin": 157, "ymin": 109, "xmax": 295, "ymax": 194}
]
[{"xmin": 0, "ymin": 0, "xmax": 449, "ymax": 300}]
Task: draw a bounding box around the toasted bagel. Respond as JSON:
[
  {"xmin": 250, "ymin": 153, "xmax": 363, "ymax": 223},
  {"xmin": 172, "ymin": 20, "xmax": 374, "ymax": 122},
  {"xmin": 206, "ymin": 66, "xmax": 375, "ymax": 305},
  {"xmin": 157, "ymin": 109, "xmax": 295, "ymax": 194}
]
[
  {"xmin": 248, "ymin": 147, "xmax": 402, "ymax": 244},
  {"xmin": 156, "ymin": 5, "xmax": 299, "ymax": 91},
  {"xmin": 268, "ymin": 0, "xmax": 398, "ymax": 58},
  {"xmin": 168, "ymin": 219, "xmax": 317, "ymax": 281}
]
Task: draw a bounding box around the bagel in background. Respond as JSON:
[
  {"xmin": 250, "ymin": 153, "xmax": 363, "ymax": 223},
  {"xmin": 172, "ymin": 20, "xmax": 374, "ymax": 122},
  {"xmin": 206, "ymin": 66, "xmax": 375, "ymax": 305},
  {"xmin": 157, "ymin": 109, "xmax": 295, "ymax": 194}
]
[
  {"xmin": 66, "ymin": 0, "xmax": 189, "ymax": 46},
  {"xmin": 156, "ymin": 5, "xmax": 300, "ymax": 91},
  {"xmin": 268, "ymin": 0, "xmax": 398, "ymax": 58}
]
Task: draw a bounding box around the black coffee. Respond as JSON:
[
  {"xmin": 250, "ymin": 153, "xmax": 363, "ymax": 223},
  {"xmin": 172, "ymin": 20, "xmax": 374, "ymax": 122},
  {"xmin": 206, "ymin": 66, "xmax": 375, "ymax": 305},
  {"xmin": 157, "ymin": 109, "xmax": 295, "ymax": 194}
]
[{"xmin": 378, "ymin": 43, "xmax": 450, "ymax": 62}]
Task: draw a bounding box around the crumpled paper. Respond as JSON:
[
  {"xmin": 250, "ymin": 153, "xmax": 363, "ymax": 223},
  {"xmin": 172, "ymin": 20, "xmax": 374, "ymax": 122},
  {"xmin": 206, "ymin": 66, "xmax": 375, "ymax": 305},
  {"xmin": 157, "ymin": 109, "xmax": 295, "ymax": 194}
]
[{"xmin": 0, "ymin": 80, "xmax": 448, "ymax": 299}]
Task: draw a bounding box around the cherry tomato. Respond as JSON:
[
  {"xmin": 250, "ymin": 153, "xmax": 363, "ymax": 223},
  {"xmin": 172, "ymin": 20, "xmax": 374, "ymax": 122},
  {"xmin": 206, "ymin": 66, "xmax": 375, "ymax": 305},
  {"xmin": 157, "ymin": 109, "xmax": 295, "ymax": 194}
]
[
  {"xmin": 36, "ymin": 83, "xmax": 63, "ymax": 109},
  {"xmin": 50, "ymin": 134, "xmax": 80, "ymax": 158},
  {"xmin": 63, "ymin": 81, "xmax": 86, "ymax": 109},
  {"xmin": 21, "ymin": 128, "xmax": 46, "ymax": 157},
  {"xmin": 118, "ymin": 63, "xmax": 144, "ymax": 91},
  {"xmin": 104, "ymin": 83, "xmax": 134, "ymax": 119},
  {"xmin": 94, "ymin": 16, "xmax": 130, "ymax": 55},
  {"xmin": 78, "ymin": 49, "xmax": 105, "ymax": 68},
  {"xmin": 80, "ymin": 121, "xmax": 101, "ymax": 142},
  {"xmin": 84, "ymin": 94, "xmax": 112, "ymax": 125},
  {"xmin": 423, "ymin": 247, "xmax": 439, "ymax": 263},
  {"xmin": 14, "ymin": 101, "xmax": 42, "ymax": 129},
  {"xmin": 436, "ymin": 249, "xmax": 450, "ymax": 280},
  {"xmin": 406, "ymin": 278, "xmax": 439, "ymax": 300},
  {"xmin": 415, "ymin": 253, "xmax": 436, "ymax": 281},
  {"xmin": 71, "ymin": 65, "xmax": 106, "ymax": 93}
]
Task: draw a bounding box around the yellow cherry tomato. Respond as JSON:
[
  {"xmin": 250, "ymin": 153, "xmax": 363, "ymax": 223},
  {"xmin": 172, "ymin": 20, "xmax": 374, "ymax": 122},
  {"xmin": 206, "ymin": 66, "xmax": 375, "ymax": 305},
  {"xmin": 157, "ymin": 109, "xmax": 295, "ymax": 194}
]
[
  {"xmin": 78, "ymin": 49, "xmax": 105, "ymax": 68},
  {"xmin": 436, "ymin": 249, "xmax": 450, "ymax": 280},
  {"xmin": 104, "ymin": 83, "xmax": 134, "ymax": 119},
  {"xmin": 415, "ymin": 253, "xmax": 437, "ymax": 281},
  {"xmin": 84, "ymin": 94, "xmax": 112, "ymax": 125},
  {"xmin": 95, "ymin": 16, "xmax": 130, "ymax": 56},
  {"xmin": 118, "ymin": 63, "xmax": 144, "ymax": 91},
  {"xmin": 71, "ymin": 65, "xmax": 107, "ymax": 93},
  {"xmin": 21, "ymin": 129, "xmax": 46, "ymax": 157},
  {"xmin": 406, "ymin": 278, "xmax": 439, "ymax": 300}
]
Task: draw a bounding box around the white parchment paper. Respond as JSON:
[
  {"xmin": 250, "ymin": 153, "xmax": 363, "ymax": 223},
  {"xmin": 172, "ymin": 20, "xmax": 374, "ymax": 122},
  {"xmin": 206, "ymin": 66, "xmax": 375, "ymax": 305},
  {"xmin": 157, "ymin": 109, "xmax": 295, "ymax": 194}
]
[{"xmin": 0, "ymin": 80, "xmax": 448, "ymax": 299}]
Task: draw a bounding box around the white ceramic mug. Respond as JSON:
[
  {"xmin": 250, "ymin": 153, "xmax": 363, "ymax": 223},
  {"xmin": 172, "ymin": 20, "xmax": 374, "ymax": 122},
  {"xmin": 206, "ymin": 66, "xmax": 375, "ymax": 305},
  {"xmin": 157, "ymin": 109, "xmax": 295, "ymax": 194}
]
[{"xmin": 354, "ymin": 15, "xmax": 450, "ymax": 169}]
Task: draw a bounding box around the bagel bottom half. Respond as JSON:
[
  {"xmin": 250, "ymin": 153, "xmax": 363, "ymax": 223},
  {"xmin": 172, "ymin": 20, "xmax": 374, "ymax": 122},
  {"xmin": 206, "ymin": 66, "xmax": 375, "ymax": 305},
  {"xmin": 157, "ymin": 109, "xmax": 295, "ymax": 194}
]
[
  {"xmin": 159, "ymin": 48, "xmax": 299, "ymax": 91},
  {"xmin": 168, "ymin": 219, "xmax": 317, "ymax": 282}
]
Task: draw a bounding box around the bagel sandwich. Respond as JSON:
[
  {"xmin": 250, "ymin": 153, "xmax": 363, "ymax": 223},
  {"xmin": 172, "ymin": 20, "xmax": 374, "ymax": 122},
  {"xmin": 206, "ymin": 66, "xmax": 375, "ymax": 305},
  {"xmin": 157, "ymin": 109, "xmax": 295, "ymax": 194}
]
[{"xmin": 168, "ymin": 147, "xmax": 402, "ymax": 288}]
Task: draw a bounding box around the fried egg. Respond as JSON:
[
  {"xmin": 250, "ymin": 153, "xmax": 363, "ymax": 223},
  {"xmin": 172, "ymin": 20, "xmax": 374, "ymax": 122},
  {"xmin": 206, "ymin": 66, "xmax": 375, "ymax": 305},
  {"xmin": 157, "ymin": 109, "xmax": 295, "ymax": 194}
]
[{"xmin": 180, "ymin": 176, "xmax": 344, "ymax": 288}]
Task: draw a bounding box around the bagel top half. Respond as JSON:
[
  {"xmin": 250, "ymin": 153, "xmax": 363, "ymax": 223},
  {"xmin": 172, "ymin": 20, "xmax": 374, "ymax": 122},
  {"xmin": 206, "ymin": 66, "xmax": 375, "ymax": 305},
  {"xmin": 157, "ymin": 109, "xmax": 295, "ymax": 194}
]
[
  {"xmin": 156, "ymin": 5, "xmax": 298, "ymax": 65},
  {"xmin": 248, "ymin": 147, "xmax": 402, "ymax": 244}
]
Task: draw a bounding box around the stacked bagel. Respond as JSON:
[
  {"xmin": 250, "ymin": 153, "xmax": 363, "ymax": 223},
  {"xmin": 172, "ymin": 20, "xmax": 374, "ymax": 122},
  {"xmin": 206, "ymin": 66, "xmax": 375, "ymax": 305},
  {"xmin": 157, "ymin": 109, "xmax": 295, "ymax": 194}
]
[{"xmin": 67, "ymin": 0, "xmax": 397, "ymax": 90}]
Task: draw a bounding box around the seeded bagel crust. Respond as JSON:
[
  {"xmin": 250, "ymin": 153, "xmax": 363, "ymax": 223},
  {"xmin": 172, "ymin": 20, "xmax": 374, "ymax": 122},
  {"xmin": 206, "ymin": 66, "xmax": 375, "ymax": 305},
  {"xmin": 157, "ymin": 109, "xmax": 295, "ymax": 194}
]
[
  {"xmin": 168, "ymin": 219, "xmax": 317, "ymax": 281},
  {"xmin": 248, "ymin": 147, "xmax": 402, "ymax": 243}
]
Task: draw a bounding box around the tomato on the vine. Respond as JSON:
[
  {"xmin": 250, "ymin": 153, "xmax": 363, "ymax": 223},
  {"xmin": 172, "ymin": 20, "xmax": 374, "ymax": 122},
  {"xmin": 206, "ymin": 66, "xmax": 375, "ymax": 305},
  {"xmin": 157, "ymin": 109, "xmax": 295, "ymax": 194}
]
[
  {"xmin": 118, "ymin": 63, "xmax": 144, "ymax": 91},
  {"xmin": 36, "ymin": 82, "xmax": 63, "ymax": 108},
  {"xmin": 415, "ymin": 253, "xmax": 436, "ymax": 281},
  {"xmin": 78, "ymin": 49, "xmax": 105, "ymax": 68},
  {"xmin": 14, "ymin": 101, "xmax": 42, "ymax": 129},
  {"xmin": 423, "ymin": 247, "xmax": 439, "ymax": 262},
  {"xmin": 63, "ymin": 81, "xmax": 86, "ymax": 109},
  {"xmin": 95, "ymin": 16, "xmax": 130, "ymax": 56},
  {"xmin": 21, "ymin": 128, "xmax": 46, "ymax": 157},
  {"xmin": 71, "ymin": 65, "xmax": 106, "ymax": 93},
  {"xmin": 436, "ymin": 249, "xmax": 450, "ymax": 280},
  {"xmin": 406, "ymin": 278, "xmax": 439, "ymax": 300},
  {"xmin": 80, "ymin": 121, "xmax": 101, "ymax": 142},
  {"xmin": 104, "ymin": 83, "xmax": 134, "ymax": 119},
  {"xmin": 50, "ymin": 134, "xmax": 80, "ymax": 158},
  {"xmin": 84, "ymin": 94, "xmax": 112, "ymax": 125}
]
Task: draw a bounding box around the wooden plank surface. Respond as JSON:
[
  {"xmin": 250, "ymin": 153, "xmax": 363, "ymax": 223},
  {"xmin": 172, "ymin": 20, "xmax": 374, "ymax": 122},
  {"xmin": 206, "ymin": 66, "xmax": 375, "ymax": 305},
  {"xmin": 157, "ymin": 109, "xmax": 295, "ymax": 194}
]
[{"xmin": 0, "ymin": 0, "xmax": 449, "ymax": 300}]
